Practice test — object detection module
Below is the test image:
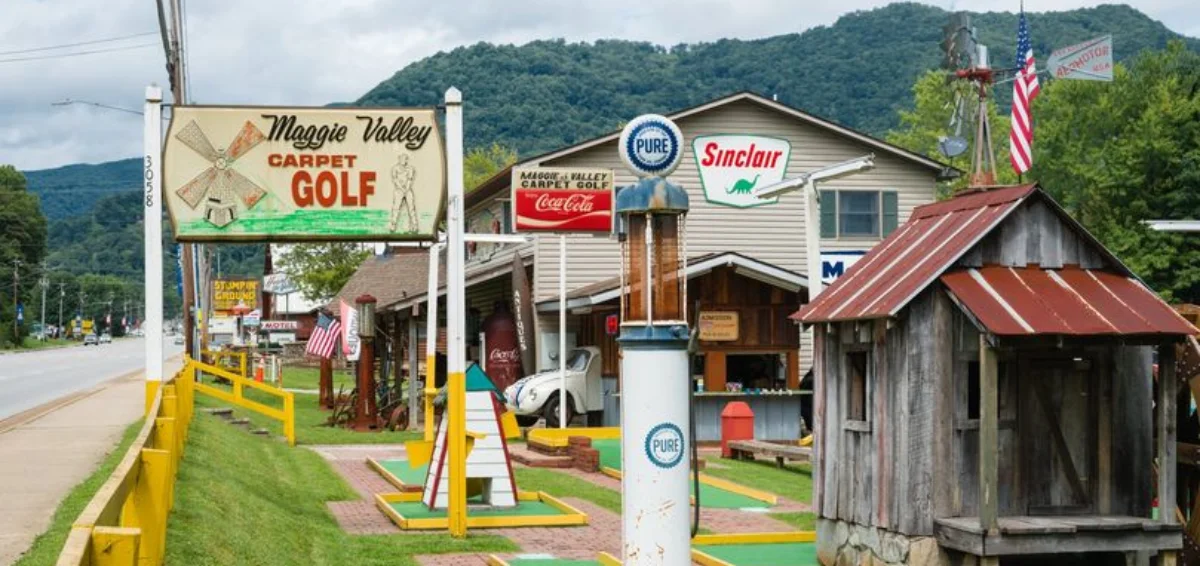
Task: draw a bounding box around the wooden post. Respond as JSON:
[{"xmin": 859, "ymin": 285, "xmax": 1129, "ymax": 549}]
[
  {"xmin": 319, "ymin": 357, "xmax": 333, "ymax": 409},
  {"xmin": 408, "ymin": 315, "xmax": 420, "ymax": 430},
  {"xmin": 979, "ymin": 333, "xmax": 999, "ymax": 533},
  {"xmin": 705, "ymin": 351, "xmax": 727, "ymax": 392},
  {"xmin": 1158, "ymin": 343, "xmax": 1177, "ymax": 525},
  {"xmin": 786, "ymin": 349, "xmax": 800, "ymax": 390}
]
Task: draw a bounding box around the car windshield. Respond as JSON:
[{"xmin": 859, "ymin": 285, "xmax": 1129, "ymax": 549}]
[{"xmin": 564, "ymin": 349, "xmax": 590, "ymax": 372}]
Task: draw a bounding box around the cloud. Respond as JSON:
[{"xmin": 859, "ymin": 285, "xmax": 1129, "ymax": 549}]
[{"xmin": 0, "ymin": 0, "xmax": 1192, "ymax": 171}]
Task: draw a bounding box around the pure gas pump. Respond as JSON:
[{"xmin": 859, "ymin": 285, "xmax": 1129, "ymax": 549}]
[{"xmin": 615, "ymin": 114, "xmax": 696, "ymax": 565}]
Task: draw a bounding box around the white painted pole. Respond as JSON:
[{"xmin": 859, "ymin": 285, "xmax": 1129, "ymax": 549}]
[
  {"xmin": 444, "ymin": 87, "xmax": 468, "ymax": 537},
  {"xmin": 424, "ymin": 243, "xmax": 442, "ymax": 442},
  {"xmin": 143, "ymin": 85, "xmax": 164, "ymax": 412},
  {"xmin": 559, "ymin": 233, "xmax": 567, "ymax": 428},
  {"xmin": 805, "ymin": 180, "xmax": 823, "ymax": 300}
]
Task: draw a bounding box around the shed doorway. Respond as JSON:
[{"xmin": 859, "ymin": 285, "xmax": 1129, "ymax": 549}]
[{"xmin": 1018, "ymin": 355, "xmax": 1098, "ymax": 516}]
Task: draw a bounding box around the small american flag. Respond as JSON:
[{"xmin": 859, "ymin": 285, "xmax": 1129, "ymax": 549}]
[
  {"xmin": 1010, "ymin": 8, "xmax": 1041, "ymax": 175},
  {"xmin": 306, "ymin": 311, "xmax": 341, "ymax": 359}
]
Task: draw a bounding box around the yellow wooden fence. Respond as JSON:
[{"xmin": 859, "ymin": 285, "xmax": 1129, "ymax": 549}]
[
  {"xmin": 189, "ymin": 358, "xmax": 295, "ymax": 446},
  {"xmin": 55, "ymin": 367, "xmax": 194, "ymax": 566}
]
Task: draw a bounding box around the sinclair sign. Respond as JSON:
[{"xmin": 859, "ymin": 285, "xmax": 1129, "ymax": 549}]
[
  {"xmin": 692, "ymin": 135, "xmax": 791, "ymax": 208},
  {"xmin": 163, "ymin": 106, "xmax": 445, "ymax": 241},
  {"xmin": 511, "ymin": 167, "xmax": 614, "ymax": 233}
]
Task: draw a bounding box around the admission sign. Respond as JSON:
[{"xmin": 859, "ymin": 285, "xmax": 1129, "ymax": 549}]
[
  {"xmin": 164, "ymin": 106, "xmax": 445, "ymax": 241},
  {"xmin": 692, "ymin": 135, "xmax": 790, "ymax": 208}
]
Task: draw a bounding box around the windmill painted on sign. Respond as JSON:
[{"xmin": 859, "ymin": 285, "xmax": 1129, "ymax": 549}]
[{"xmin": 174, "ymin": 120, "xmax": 268, "ymax": 227}]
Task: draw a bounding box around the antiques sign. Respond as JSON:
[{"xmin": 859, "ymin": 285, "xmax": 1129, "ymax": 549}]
[
  {"xmin": 512, "ymin": 167, "xmax": 614, "ymax": 233},
  {"xmin": 212, "ymin": 278, "xmax": 260, "ymax": 313},
  {"xmin": 698, "ymin": 311, "xmax": 739, "ymax": 341},
  {"xmin": 164, "ymin": 106, "xmax": 445, "ymax": 241}
]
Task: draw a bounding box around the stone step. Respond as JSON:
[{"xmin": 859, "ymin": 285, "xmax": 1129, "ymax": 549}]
[
  {"xmin": 229, "ymin": 418, "xmax": 251, "ymax": 426},
  {"xmin": 251, "ymin": 428, "xmax": 270, "ymax": 436},
  {"xmin": 202, "ymin": 407, "xmax": 234, "ymax": 419}
]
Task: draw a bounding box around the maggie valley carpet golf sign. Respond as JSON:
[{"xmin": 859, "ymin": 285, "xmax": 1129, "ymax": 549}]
[
  {"xmin": 512, "ymin": 167, "xmax": 614, "ymax": 232},
  {"xmin": 164, "ymin": 106, "xmax": 445, "ymax": 241},
  {"xmin": 693, "ymin": 135, "xmax": 790, "ymax": 208}
]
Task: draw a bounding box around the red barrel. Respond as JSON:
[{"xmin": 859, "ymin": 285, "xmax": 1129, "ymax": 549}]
[
  {"xmin": 720, "ymin": 401, "xmax": 755, "ymax": 458},
  {"xmin": 483, "ymin": 301, "xmax": 523, "ymax": 391}
]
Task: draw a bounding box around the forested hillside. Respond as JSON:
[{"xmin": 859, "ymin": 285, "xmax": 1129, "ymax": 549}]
[
  {"xmin": 25, "ymin": 157, "xmax": 140, "ymax": 221},
  {"xmin": 356, "ymin": 2, "xmax": 1196, "ymax": 155}
]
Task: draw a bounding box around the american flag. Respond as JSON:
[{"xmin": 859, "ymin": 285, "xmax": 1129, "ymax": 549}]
[
  {"xmin": 1009, "ymin": 9, "xmax": 1041, "ymax": 175},
  {"xmin": 306, "ymin": 311, "xmax": 341, "ymax": 359}
]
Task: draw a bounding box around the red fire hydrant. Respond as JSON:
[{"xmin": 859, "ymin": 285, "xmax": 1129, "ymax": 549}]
[{"xmin": 720, "ymin": 401, "xmax": 755, "ymax": 458}]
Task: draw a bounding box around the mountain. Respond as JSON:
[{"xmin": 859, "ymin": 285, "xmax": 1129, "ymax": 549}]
[
  {"xmin": 24, "ymin": 158, "xmax": 141, "ymax": 221},
  {"xmin": 355, "ymin": 2, "xmax": 1198, "ymax": 156}
]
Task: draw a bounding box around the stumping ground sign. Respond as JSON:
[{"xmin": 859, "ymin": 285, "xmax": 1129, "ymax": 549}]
[
  {"xmin": 164, "ymin": 106, "xmax": 445, "ymax": 241},
  {"xmin": 693, "ymin": 135, "xmax": 791, "ymax": 208},
  {"xmin": 511, "ymin": 167, "xmax": 614, "ymax": 233}
]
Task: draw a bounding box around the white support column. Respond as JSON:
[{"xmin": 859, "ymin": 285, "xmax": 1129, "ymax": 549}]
[
  {"xmin": 804, "ymin": 180, "xmax": 823, "ymax": 300},
  {"xmin": 424, "ymin": 243, "xmax": 442, "ymax": 442},
  {"xmin": 444, "ymin": 87, "xmax": 468, "ymax": 537},
  {"xmin": 143, "ymin": 85, "xmax": 164, "ymax": 412},
  {"xmin": 559, "ymin": 233, "xmax": 567, "ymax": 429}
]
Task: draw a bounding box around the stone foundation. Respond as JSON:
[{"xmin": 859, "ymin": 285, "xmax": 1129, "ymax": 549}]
[{"xmin": 816, "ymin": 518, "xmax": 976, "ymax": 566}]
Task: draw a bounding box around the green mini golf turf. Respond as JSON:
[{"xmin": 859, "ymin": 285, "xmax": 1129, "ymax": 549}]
[
  {"xmin": 590, "ymin": 439, "xmax": 771, "ymax": 508},
  {"xmin": 388, "ymin": 500, "xmax": 567, "ymax": 519},
  {"xmin": 377, "ymin": 459, "xmax": 428, "ymax": 485},
  {"xmin": 504, "ymin": 560, "xmax": 599, "ymax": 565},
  {"xmin": 694, "ymin": 542, "xmax": 818, "ymax": 565}
]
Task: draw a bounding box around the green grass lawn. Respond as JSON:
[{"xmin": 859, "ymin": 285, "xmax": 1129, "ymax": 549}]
[
  {"xmin": 703, "ymin": 455, "xmax": 817, "ymax": 531},
  {"xmin": 165, "ymin": 411, "xmax": 516, "ymax": 565},
  {"xmin": 14, "ymin": 421, "xmax": 142, "ymax": 566},
  {"xmin": 281, "ymin": 365, "xmax": 356, "ymax": 391},
  {"xmin": 1, "ymin": 337, "xmax": 76, "ymax": 352},
  {"xmin": 195, "ymin": 388, "xmax": 422, "ymax": 445},
  {"xmin": 513, "ymin": 467, "xmax": 622, "ymax": 514}
]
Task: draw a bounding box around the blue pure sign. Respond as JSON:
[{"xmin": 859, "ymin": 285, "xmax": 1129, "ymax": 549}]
[
  {"xmin": 644, "ymin": 422, "xmax": 685, "ymax": 469},
  {"xmin": 619, "ymin": 114, "xmax": 684, "ymax": 178}
]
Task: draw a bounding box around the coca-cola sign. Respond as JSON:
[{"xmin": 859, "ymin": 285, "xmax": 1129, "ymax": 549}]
[
  {"xmin": 512, "ymin": 167, "xmax": 614, "ymax": 233},
  {"xmin": 489, "ymin": 348, "xmax": 521, "ymax": 364}
]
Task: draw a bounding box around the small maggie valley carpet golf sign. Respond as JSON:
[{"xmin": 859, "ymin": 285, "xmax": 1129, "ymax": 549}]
[
  {"xmin": 164, "ymin": 106, "xmax": 445, "ymax": 241},
  {"xmin": 512, "ymin": 167, "xmax": 614, "ymax": 232},
  {"xmin": 692, "ymin": 135, "xmax": 790, "ymax": 208}
]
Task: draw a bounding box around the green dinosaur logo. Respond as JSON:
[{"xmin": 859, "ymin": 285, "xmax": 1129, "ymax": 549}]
[{"xmin": 726, "ymin": 174, "xmax": 760, "ymax": 195}]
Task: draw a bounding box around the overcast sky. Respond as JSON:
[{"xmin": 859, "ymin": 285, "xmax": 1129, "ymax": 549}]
[{"xmin": 1, "ymin": 0, "xmax": 1194, "ymax": 172}]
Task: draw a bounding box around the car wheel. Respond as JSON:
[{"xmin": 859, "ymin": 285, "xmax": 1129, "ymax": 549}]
[
  {"xmin": 542, "ymin": 392, "xmax": 575, "ymax": 428},
  {"xmin": 515, "ymin": 415, "xmax": 539, "ymax": 428}
]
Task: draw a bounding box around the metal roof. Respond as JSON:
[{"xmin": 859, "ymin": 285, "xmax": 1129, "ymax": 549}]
[
  {"xmin": 942, "ymin": 266, "xmax": 1195, "ymax": 336},
  {"xmin": 794, "ymin": 184, "xmax": 1038, "ymax": 323}
]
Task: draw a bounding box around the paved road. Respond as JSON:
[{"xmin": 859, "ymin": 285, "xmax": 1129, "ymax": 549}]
[{"xmin": 0, "ymin": 337, "xmax": 183, "ymax": 421}]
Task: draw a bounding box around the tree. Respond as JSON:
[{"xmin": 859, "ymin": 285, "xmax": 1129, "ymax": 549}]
[
  {"xmin": 886, "ymin": 70, "xmax": 1018, "ymax": 195},
  {"xmin": 1032, "ymin": 41, "xmax": 1200, "ymax": 302},
  {"xmin": 277, "ymin": 244, "xmax": 370, "ymax": 303},
  {"xmin": 465, "ymin": 143, "xmax": 518, "ymax": 191},
  {"xmin": 0, "ymin": 165, "xmax": 48, "ymax": 346}
]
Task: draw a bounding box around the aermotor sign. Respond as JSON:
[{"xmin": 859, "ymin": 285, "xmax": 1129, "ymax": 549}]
[
  {"xmin": 693, "ymin": 135, "xmax": 791, "ymax": 208},
  {"xmin": 512, "ymin": 167, "xmax": 614, "ymax": 233},
  {"xmin": 164, "ymin": 106, "xmax": 445, "ymax": 241}
]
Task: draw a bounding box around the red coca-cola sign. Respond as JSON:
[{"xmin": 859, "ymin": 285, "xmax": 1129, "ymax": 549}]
[{"xmin": 512, "ymin": 167, "xmax": 614, "ymax": 233}]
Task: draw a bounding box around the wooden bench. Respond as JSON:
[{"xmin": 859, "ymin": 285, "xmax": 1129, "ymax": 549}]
[{"xmin": 727, "ymin": 440, "xmax": 811, "ymax": 467}]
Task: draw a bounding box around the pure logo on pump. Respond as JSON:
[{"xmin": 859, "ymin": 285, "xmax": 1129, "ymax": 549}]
[
  {"xmin": 644, "ymin": 422, "xmax": 685, "ymax": 469},
  {"xmin": 619, "ymin": 115, "xmax": 683, "ymax": 178}
]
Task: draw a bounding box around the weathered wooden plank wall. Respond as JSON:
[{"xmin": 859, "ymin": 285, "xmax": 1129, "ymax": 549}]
[
  {"xmin": 955, "ymin": 200, "xmax": 1109, "ymax": 269},
  {"xmin": 1112, "ymin": 345, "xmax": 1153, "ymax": 517}
]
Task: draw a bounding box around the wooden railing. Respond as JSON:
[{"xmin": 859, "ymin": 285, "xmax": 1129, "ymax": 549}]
[
  {"xmin": 55, "ymin": 368, "xmax": 194, "ymax": 566},
  {"xmin": 189, "ymin": 357, "xmax": 295, "ymax": 446}
]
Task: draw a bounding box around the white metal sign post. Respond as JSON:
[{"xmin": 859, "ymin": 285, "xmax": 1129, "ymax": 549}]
[
  {"xmin": 444, "ymin": 87, "xmax": 468, "ymax": 538},
  {"xmin": 559, "ymin": 235, "xmax": 566, "ymax": 428},
  {"xmin": 144, "ymin": 84, "xmax": 164, "ymax": 412}
]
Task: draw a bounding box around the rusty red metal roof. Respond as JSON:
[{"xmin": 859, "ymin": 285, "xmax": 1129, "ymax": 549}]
[
  {"xmin": 941, "ymin": 266, "xmax": 1195, "ymax": 336},
  {"xmin": 795, "ymin": 184, "xmax": 1038, "ymax": 323}
]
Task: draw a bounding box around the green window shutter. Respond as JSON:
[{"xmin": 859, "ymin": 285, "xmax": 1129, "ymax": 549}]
[
  {"xmin": 820, "ymin": 190, "xmax": 837, "ymax": 238},
  {"xmin": 881, "ymin": 191, "xmax": 899, "ymax": 236}
]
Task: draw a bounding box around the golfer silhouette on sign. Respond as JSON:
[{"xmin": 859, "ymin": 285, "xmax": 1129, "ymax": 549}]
[{"xmin": 390, "ymin": 153, "xmax": 417, "ymax": 233}]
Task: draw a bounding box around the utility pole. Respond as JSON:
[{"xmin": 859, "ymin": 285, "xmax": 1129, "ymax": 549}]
[
  {"xmin": 58, "ymin": 283, "xmax": 64, "ymax": 337},
  {"xmin": 39, "ymin": 275, "xmax": 48, "ymax": 340},
  {"xmin": 12, "ymin": 259, "xmax": 20, "ymax": 338}
]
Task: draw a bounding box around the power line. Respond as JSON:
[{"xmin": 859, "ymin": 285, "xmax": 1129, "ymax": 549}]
[
  {"xmin": 0, "ymin": 42, "xmax": 157, "ymax": 64},
  {"xmin": 0, "ymin": 31, "xmax": 158, "ymax": 56}
]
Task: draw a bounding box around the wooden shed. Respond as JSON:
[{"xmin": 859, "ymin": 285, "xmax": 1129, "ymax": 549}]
[{"xmin": 795, "ymin": 184, "xmax": 1195, "ymax": 566}]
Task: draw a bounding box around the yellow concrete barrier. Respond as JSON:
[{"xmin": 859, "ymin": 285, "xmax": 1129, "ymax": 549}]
[
  {"xmin": 55, "ymin": 366, "xmax": 195, "ymax": 566},
  {"xmin": 189, "ymin": 357, "xmax": 296, "ymax": 446}
]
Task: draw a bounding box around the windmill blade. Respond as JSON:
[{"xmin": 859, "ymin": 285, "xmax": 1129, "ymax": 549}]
[
  {"xmin": 223, "ymin": 168, "xmax": 267, "ymax": 208},
  {"xmin": 174, "ymin": 120, "xmax": 220, "ymax": 162},
  {"xmin": 226, "ymin": 121, "xmax": 266, "ymax": 162},
  {"xmin": 175, "ymin": 167, "xmax": 218, "ymax": 208}
]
